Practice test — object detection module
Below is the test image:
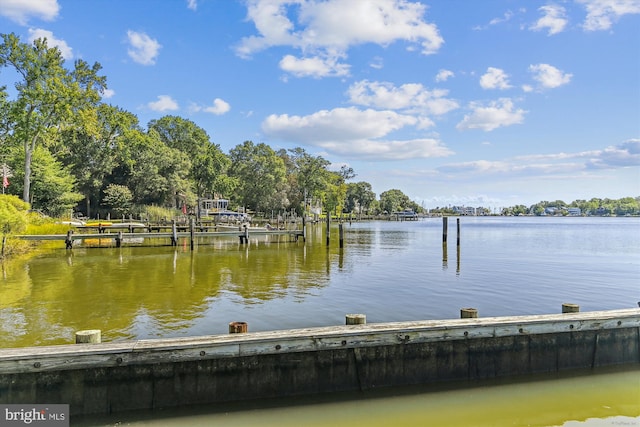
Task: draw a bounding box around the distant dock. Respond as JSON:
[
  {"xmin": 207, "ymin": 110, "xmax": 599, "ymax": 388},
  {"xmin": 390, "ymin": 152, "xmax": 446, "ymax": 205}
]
[{"xmin": 17, "ymin": 222, "xmax": 306, "ymax": 249}]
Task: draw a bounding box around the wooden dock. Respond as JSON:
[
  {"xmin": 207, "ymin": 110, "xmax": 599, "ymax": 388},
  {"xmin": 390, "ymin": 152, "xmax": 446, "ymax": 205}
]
[
  {"xmin": 0, "ymin": 309, "xmax": 638, "ymax": 416},
  {"xmin": 17, "ymin": 226, "xmax": 306, "ymax": 249}
]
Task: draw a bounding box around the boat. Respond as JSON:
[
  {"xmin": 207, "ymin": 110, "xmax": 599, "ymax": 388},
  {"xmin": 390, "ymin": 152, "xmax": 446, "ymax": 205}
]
[{"xmin": 84, "ymin": 221, "xmax": 113, "ymax": 227}]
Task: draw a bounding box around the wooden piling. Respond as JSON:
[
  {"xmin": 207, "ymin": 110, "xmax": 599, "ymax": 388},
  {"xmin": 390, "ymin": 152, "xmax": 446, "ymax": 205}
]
[
  {"xmin": 115, "ymin": 231, "xmax": 123, "ymax": 248},
  {"xmin": 339, "ymin": 223, "xmax": 344, "ymax": 248},
  {"xmin": 228, "ymin": 321, "xmax": 248, "ymax": 334},
  {"xmin": 562, "ymin": 303, "xmax": 580, "ymax": 313},
  {"xmin": 460, "ymin": 308, "xmax": 478, "ymax": 318},
  {"xmin": 302, "ymin": 215, "xmax": 307, "ymax": 242},
  {"xmin": 65, "ymin": 230, "xmax": 73, "ymax": 249},
  {"xmin": 442, "ymin": 217, "xmax": 448, "ymax": 243},
  {"xmin": 346, "ymin": 314, "xmax": 366, "ymax": 325},
  {"xmin": 189, "ymin": 218, "xmax": 195, "ymax": 250},
  {"xmin": 326, "ymin": 213, "xmax": 330, "ymax": 246},
  {"xmin": 75, "ymin": 329, "xmax": 101, "ymax": 344},
  {"xmin": 456, "ymin": 218, "xmax": 460, "ymax": 247},
  {"xmin": 171, "ymin": 220, "xmax": 178, "ymax": 246}
]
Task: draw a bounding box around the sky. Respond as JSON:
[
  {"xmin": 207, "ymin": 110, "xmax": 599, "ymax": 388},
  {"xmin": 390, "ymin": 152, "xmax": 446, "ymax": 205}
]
[{"xmin": 0, "ymin": 0, "xmax": 639, "ymax": 209}]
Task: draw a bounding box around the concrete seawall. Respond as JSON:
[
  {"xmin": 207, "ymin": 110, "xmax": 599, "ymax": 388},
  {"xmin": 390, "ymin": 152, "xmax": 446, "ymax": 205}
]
[{"xmin": 1, "ymin": 309, "xmax": 638, "ymax": 416}]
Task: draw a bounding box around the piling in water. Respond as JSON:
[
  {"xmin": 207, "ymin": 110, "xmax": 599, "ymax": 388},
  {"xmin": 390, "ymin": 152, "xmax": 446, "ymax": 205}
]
[
  {"xmin": 460, "ymin": 308, "xmax": 478, "ymax": 318},
  {"xmin": 228, "ymin": 322, "xmax": 248, "ymax": 333},
  {"xmin": 443, "ymin": 217, "xmax": 448, "ymax": 243},
  {"xmin": 75, "ymin": 330, "xmax": 101, "ymax": 344},
  {"xmin": 562, "ymin": 303, "xmax": 580, "ymax": 313},
  {"xmin": 346, "ymin": 314, "xmax": 366, "ymax": 325}
]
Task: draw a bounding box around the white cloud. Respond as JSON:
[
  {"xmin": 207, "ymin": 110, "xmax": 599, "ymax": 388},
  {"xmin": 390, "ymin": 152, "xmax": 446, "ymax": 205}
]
[
  {"xmin": 529, "ymin": 63, "xmax": 572, "ymax": 89},
  {"xmin": 473, "ymin": 9, "xmax": 520, "ymax": 31},
  {"xmin": 530, "ymin": 5, "xmax": 568, "ymax": 35},
  {"xmin": 186, "ymin": 0, "xmax": 197, "ymax": 11},
  {"xmin": 585, "ymin": 139, "xmax": 640, "ymax": 168},
  {"xmin": 489, "ymin": 10, "xmax": 515, "ymax": 26},
  {"xmin": 479, "ymin": 67, "xmax": 512, "ymax": 90},
  {"xmin": 577, "ymin": 0, "xmax": 640, "ymax": 31},
  {"xmin": 190, "ymin": 99, "xmax": 231, "ymax": 115},
  {"xmin": 262, "ymin": 107, "xmax": 453, "ymax": 160},
  {"xmin": 435, "ymin": 69, "xmax": 454, "ymax": 82},
  {"xmin": 27, "ymin": 28, "xmax": 73, "ymax": 59},
  {"xmin": 279, "ymin": 54, "xmax": 350, "ymax": 78},
  {"xmin": 127, "ymin": 30, "xmax": 162, "ymax": 65},
  {"xmin": 0, "ymin": 0, "xmax": 59, "ymax": 25},
  {"xmin": 236, "ymin": 0, "xmax": 443, "ymax": 77},
  {"xmin": 438, "ymin": 140, "xmax": 640, "ymax": 180},
  {"xmin": 457, "ymin": 98, "xmax": 526, "ymax": 131},
  {"xmin": 369, "ymin": 56, "xmax": 384, "ymax": 70},
  {"xmin": 347, "ymin": 80, "xmax": 459, "ymax": 115},
  {"xmin": 199, "ymin": 98, "xmax": 231, "ymax": 115},
  {"xmin": 102, "ymin": 88, "xmax": 115, "ymax": 99},
  {"xmin": 147, "ymin": 95, "xmax": 179, "ymax": 112}
]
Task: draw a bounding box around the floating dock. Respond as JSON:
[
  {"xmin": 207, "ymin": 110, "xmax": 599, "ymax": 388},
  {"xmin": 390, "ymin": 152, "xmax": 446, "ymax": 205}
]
[{"xmin": 0, "ymin": 309, "xmax": 638, "ymax": 416}]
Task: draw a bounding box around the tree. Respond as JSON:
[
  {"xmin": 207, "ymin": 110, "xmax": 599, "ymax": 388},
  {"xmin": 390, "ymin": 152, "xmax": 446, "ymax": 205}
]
[
  {"xmin": 103, "ymin": 184, "xmax": 133, "ymax": 218},
  {"xmin": 0, "ymin": 194, "xmax": 29, "ymax": 257},
  {"xmin": 228, "ymin": 141, "xmax": 287, "ymax": 213},
  {"xmin": 322, "ymin": 171, "xmax": 347, "ymax": 217},
  {"xmin": 149, "ymin": 116, "xmax": 234, "ymax": 214},
  {"xmin": 279, "ymin": 147, "xmax": 332, "ymax": 215},
  {"xmin": 345, "ymin": 181, "xmax": 376, "ymax": 214},
  {"xmin": 0, "ymin": 33, "xmax": 106, "ymax": 204},
  {"xmin": 58, "ymin": 104, "xmax": 139, "ymax": 217},
  {"xmin": 111, "ymin": 128, "xmax": 191, "ymax": 207},
  {"xmin": 379, "ymin": 189, "xmax": 412, "ymax": 214},
  {"xmin": 7, "ymin": 145, "xmax": 82, "ymax": 217}
]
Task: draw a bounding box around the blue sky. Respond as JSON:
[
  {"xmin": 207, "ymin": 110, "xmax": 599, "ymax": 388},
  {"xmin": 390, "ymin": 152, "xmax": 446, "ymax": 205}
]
[{"xmin": 1, "ymin": 0, "xmax": 638, "ymax": 209}]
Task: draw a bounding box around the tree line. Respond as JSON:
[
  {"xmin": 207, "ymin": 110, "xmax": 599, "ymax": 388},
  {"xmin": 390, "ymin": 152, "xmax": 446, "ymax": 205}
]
[
  {"xmin": 0, "ymin": 33, "xmax": 427, "ymax": 220},
  {"xmin": 501, "ymin": 197, "xmax": 640, "ymax": 217}
]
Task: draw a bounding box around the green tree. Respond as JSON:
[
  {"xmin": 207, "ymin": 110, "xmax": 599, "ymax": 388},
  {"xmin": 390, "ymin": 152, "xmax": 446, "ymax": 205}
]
[
  {"xmin": 322, "ymin": 171, "xmax": 347, "ymax": 217},
  {"xmin": 379, "ymin": 189, "xmax": 412, "ymax": 214},
  {"xmin": 0, "ymin": 194, "xmax": 29, "ymax": 257},
  {"xmin": 0, "ymin": 33, "xmax": 106, "ymax": 204},
  {"xmin": 149, "ymin": 116, "xmax": 234, "ymax": 214},
  {"xmin": 228, "ymin": 141, "xmax": 287, "ymax": 213},
  {"xmin": 345, "ymin": 181, "xmax": 376, "ymax": 214},
  {"xmin": 103, "ymin": 184, "xmax": 133, "ymax": 218},
  {"xmin": 7, "ymin": 145, "xmax": 82, "ymax": 217},
  {"xmin": 279, "ymin": 147, "xmax": 332, "ymax": 215},
  {"xmin": 58, "ymin": 104, "xmax": 139, "ymax": 217},
  {"xmin": 112, "ymin": 129, "xmax": 191, "ymax": 207}
]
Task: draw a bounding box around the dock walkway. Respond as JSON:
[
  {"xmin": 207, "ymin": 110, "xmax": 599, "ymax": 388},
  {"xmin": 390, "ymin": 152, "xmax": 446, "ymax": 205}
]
[{"xmin": 17, "ymin": 225, "xmax": 305, "ymax": 248}]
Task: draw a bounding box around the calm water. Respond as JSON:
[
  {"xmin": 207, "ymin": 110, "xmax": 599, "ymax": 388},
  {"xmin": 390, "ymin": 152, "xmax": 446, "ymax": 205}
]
[
  {"xmin": 1, "ymin": 216, "xmax": 637, "ymax": 347},
  {"xmin": 2, "ymin": 216, "xmax": 639, "ymax": 426}
]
